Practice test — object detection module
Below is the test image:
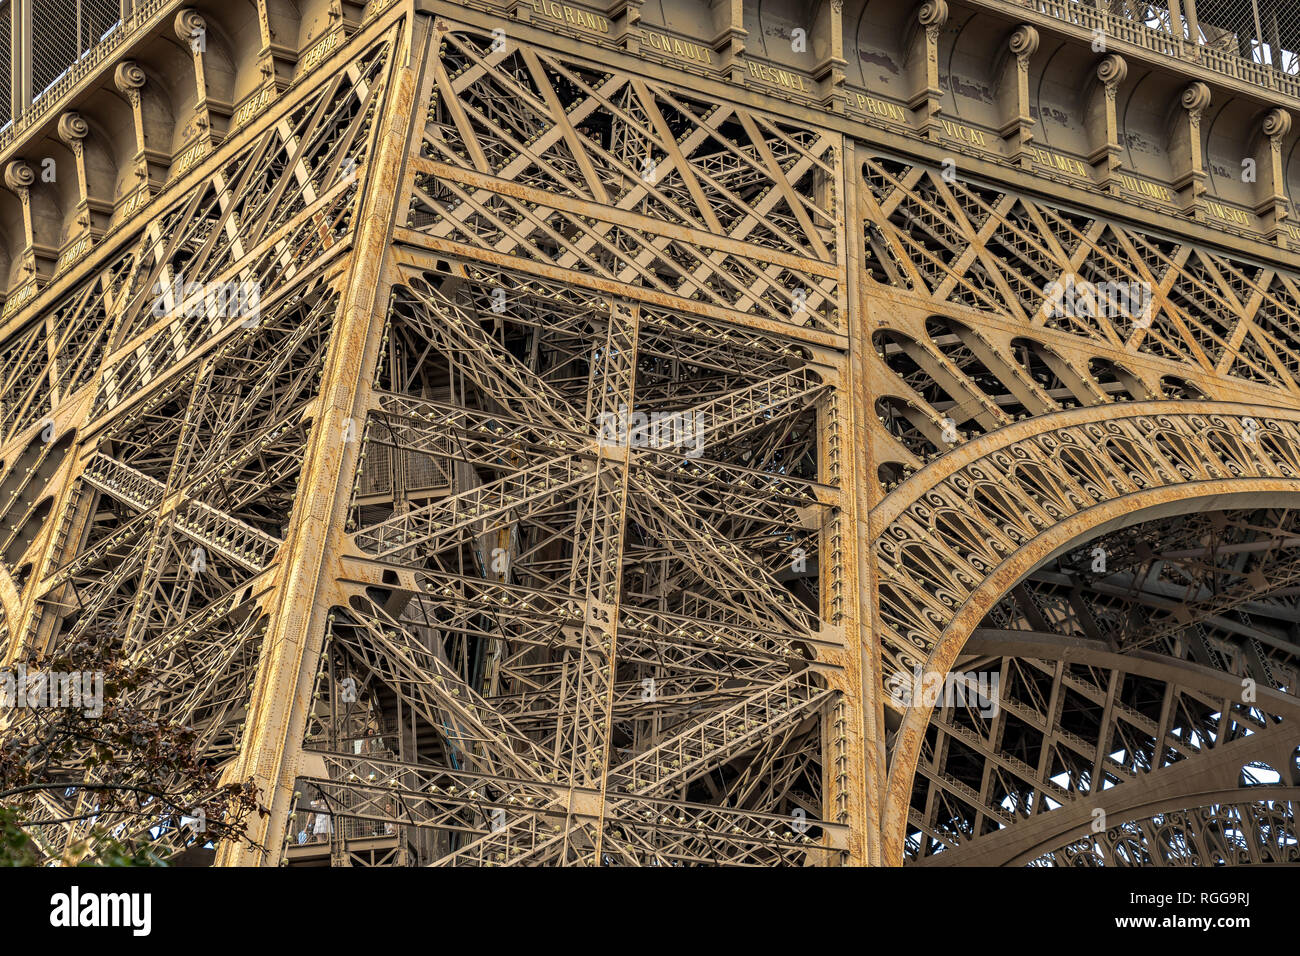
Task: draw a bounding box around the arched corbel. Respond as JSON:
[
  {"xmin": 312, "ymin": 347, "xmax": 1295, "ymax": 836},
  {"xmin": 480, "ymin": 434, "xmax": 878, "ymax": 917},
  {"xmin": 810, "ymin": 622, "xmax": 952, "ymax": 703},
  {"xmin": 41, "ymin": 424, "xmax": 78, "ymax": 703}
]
[
  {"xmin": 907, "ymin": 0, "xmax": 947, "ymax": 142},
  {"xmin": 175, "ymin": 9, "xmax": 233, "ymax": 148},
  {"xmin": 1252, "ymin": 107, "xmax": 1292, "ymax": 247},
  {"xmin": 51, "ymin": 113, "xmax": 97, "ymax": 274},
  {"xmin": 56, "ymin": 114, "xmax": 91, "ymax": 233},
  {"xmin": 996, "ymin": 25, "xmax": 1038, "ymax": 166},
  {"xmin": 329, "ymin": 0, "xmax": 366, "ymax": 35},
  {"xmin": 112, "ymin": 59, "xmax": 161, "ymax": 214},
  {"xmin": 3, "ymin": 161, "xmax": 38, "ymax": 287},
  {"xmin": 1085, "ymin": 54, "xmax": 1127, "ymax": 194},
  {"xmin": 1171, "ymin": 80, "xmax": 1211, "ymax": 219}
]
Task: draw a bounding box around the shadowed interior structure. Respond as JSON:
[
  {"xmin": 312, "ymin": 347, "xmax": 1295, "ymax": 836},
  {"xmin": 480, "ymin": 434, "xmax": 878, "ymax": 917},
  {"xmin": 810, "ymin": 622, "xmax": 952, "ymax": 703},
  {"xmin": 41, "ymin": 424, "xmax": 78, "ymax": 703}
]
[{"xmin": 1, "ymin": 0, "xmax": 1300, "ymax": 867}]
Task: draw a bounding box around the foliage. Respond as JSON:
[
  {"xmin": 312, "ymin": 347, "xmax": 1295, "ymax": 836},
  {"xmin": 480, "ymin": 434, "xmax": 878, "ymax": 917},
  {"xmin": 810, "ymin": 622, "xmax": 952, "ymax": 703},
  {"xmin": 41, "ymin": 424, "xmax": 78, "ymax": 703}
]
[{"xmin": 0, "ymin": 626, "xmax": 263, "ymax": 865}]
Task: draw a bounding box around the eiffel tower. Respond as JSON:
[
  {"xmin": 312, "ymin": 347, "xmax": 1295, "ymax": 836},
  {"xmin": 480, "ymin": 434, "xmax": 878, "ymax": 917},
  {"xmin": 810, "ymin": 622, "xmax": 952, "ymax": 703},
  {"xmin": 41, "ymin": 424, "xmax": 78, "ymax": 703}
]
[{"xmin": 1, "ymin": 0, "xmax": 1300, "ymax": 867}]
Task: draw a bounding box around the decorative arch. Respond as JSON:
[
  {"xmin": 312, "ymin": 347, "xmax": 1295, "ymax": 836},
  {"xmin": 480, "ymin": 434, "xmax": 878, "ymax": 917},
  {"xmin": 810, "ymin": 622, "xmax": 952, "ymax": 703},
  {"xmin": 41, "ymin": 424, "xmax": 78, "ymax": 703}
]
[
  {"xmin": 1024, "ymin": 789, "xmax": 1300, "ymax": 867},
  {"xmin": 905, "ymin": 623, "xmax": 1300, "ymax": 864},
  {"xmin": 873, "ymin": 399, "xmax": 1300, "ymax": 863}
]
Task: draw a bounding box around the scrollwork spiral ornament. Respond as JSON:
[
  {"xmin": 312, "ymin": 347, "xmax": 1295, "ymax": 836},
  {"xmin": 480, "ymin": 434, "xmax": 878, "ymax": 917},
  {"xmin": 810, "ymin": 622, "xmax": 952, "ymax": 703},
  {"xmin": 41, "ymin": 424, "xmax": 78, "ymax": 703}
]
[
  {"xmin": 917, "ymin": 0, "xmax": 949, "ymax": 27},
  {"xmin": 114, "ymin": 60, "xmax": 147, "ymax": 94},
  {"xmin": 57, "ymin": 112, "xmax": 89, "ymax": 147},
  {"xmin": 1181, "ymin": 81, "xmax": 1212, "ymax": 113},
  {"xmin": 1096, "ymin": 53, "xmax": 1127, "ymax": 86},
  {"xmin": 174, "ymin": 8, "xmax": 207, "ymax": 45},
  {"xmin": 1263, "ymin": 107, "xmax": 1292, "ymax": 139},
  {"xmin": 1009, "ymin": 25, "xmax": 1039, "ymax": 59},
  {"xmin": 4, "ymin": 160, "xmax": 34, "ymax": 193}
]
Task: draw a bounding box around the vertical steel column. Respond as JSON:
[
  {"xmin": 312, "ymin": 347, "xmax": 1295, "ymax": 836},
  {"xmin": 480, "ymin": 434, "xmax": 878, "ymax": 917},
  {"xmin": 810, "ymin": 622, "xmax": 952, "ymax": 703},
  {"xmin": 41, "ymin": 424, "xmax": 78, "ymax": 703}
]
[
  {"xmin": 1185, "ymin": 0, "xmax": 1202, "ymax": 47},
  {"xmin": 11, "ymin": 0, "xmax": 29, "ymax": 118},
  {"xmin": 820, "ymin": 136, "xmax": 878, "ymax": 865},
  {"xmin": 215, "ymin": 12, "xmax": 425, "ymax": 867},
  {"xmin": 1251, "ymin": 0, "xmax": 1266, "ymax": 63}
]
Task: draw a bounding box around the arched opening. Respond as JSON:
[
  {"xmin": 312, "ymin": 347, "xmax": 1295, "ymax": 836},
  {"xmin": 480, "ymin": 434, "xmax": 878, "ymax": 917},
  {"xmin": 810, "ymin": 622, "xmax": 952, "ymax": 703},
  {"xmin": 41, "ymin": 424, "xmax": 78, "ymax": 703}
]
[
  {"xmin": 878, "ymin": 460, "xmax": 908, "ymax": 487},
  {"xmin": 925, "ymin": 315, "xmax": 1022, "ymax": 426},
  {"xmin": 875, "ymin": 401, "xmax": 1300, "ymax": 865},
  {"xmin": 1088, "ymin": 357, "xmax": 1150, "ymax": 402},
  {"xmin": 875, "ymin": 394, "xmax": 945, "ymax": 460},
  {"xmin": 1007, "ymin": 337, "xmax": 1070, "ymax": 409},
  {"xmin": 872, "ymin": 329, "xmax": 979, "ymax": 444},
  {"xmin": 1160, "ymin": 375, "xmax": 1208, "ymax": 400},
  {"xmin": 898, "ymin": 500, "xmax": 1300, "ymax": 865}
]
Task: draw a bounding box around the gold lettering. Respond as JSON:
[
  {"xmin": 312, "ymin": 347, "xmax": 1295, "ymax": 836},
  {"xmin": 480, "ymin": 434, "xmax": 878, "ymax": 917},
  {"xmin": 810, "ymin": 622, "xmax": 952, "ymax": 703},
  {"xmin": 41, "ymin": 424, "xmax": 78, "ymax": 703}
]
[
  {"xmin": 231, "ymin": 87, "xmax": 276, "ymax": 134},
  {"xmin": 1026, "ymin": 145, "xmax": 1089, "ymax": 179},
  {"xmin": 1050, "ymin": 153, "xmax": 1087, "ymax": 177},
  {"xmin": 531, "ymin": 0, "xmax": 608, "ymax": 32},
  {"xmin": 941, "ymin": 120, "xmax": 988, "ymax": 147},
  {"xmin": 853, "ymin": 93, "xmax": 907, "ymax": 123},
  {"xmin": 746, "ymin": 60, "xmax": 810, "ymax": 93},
  {"xmin": 643, "ymin": 30, "xmax": 712, "ymax": 65},
  {"xmin": 302, "ymin": 31, "xmax": 339, "ymax": 73},
  {"xmin": 2, "ymin": 281, "xmax": 37, "ymax": 319},
  {"xmin": 1119, "ymin": 174, "xmax": 1173, "ymax": 203},
  {"xmin": 118, "ymin": 186, "xmax": 150, "ymax": 224},
  {"xmin": 1206, "ymin": 200, "xmax": 1250, "ymax": 226},
  {"xmin": 175, "ymin": 140, "xmax": 210, "ymax": 177},
  {"xmin": 55, "ymin": 235, "xmax": 92, "ymax": 275}
]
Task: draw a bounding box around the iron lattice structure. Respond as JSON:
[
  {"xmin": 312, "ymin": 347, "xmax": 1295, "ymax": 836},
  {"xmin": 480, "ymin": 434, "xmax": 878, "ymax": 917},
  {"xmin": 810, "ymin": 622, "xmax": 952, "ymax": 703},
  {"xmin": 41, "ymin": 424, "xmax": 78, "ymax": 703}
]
[{"xmin": 2, "ymin": 0, "xmax": 1300, "ymax": 867}]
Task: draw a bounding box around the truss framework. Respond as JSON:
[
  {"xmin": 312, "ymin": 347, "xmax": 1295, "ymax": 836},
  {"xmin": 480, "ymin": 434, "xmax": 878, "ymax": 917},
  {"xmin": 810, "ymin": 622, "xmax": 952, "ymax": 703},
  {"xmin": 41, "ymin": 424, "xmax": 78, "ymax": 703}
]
[{"xmin": 3, "ymin": 2, "xmax": 1300, "ymax": 869}]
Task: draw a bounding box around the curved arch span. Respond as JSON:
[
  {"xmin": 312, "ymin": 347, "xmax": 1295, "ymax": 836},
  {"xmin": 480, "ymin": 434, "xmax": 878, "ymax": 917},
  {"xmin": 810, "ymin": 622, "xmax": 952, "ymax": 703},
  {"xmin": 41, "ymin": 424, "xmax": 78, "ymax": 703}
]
[
  {"xmin": 1016, "ymin": 787, "xmax": 1300, "ymax": 867},
  {"xmin": 872, "ymin": 399, "xmax": 1300, "ymax": 864}
]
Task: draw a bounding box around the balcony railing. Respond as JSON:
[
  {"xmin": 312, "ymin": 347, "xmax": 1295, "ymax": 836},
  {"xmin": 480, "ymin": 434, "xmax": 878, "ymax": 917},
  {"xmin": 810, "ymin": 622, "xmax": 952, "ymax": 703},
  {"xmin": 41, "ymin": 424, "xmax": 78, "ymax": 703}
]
[
  {"xmin": 0, "ymin": 0, "xmax": 174, "ymax": 155},
  {"xmin": 1018, "ymin": 0, "xmax": 1300, "ymax": 99},
  {"xmin": 3, "ymin": 0, "xmax": 1298, "ymax": 175}
]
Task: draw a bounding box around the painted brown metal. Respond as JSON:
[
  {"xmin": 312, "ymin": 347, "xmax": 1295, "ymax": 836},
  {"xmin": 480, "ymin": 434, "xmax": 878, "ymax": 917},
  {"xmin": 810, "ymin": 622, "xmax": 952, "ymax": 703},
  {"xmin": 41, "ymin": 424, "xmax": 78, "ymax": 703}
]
[{"xmin": 2, "ymin": 0, "xmax": 1300, "ymax": 867}]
